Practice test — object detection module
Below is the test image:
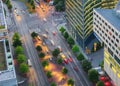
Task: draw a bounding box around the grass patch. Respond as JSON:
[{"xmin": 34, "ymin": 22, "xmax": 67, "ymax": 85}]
[{"xmin": 0, "ymin": 25, "xmax": 5, "ymax": 29}]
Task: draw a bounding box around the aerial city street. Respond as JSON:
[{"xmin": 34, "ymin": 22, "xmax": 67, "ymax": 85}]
[{"xmin": 0, "ymin": 0, "xmax": 120, "ymax": 86}]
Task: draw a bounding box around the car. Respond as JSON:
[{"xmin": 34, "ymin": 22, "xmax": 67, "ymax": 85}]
[
  {"xmin": 57, "ymin": 46, "xmax": 62, "ymax": 52},
  {"xmin": 52, "ymin": 31, "xmax": 56, "ymax": 36},
  {"xmin": 64, "ymin": 59, "xmax": 68, "ymax": 64},
  {"xmin": 37, "ymin": 36, "xmax": 41, "ymax": 40},
  {"xmin": 73, "ymin": 66, "xmax": 78, "ymax": 71},
  {"xmin": 27, "ymin": 59, "xmax": 32, "ymax": 67},
  {"xmin": 68, "ymin": 57, "xmax": 73, "ymax": 62},
  {"xmin": 43, "ymin": 18, "xmax": 47, "ymax": 22},
  {"xmin": 42, "ymin": 34, "xmax": 48, "ymax": 38},
  {"xmin": 59, "ymin": 53, "xmax": 66, "ymax": 59},
  {"xmin": 50, "ymin": 40, "xmax": 54, "ymax": 45},
  {"xmin": 93, "ymin": 67, "xmax": 105, "ymax": 75}
]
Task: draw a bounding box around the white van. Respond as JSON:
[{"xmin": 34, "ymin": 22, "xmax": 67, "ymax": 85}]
[{"xmin": 28, "ymin": 59, "xmax": 32, "ymax": 67}]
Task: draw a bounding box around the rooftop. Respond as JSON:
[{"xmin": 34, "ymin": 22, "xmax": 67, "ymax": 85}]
[{"xmin": 95, "ymin": 9, "xmax": 120, "ymax": 31}]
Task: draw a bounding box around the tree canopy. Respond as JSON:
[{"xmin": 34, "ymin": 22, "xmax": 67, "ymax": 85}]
[
  {"xmin": 19, "ymin": 63, "xmax": 29, "ymax": 74},
  {"xmin": 17, "ymin": 54, "xmax": 26, "ymax": 63},
  {"xmin": 72, "ymin": 45, "xmax": 79, "ymax": 53},
  {"xmin": 52, "ymin": 48, "xmax": 60, "ymax": 57},
  {"xmin": 82, "ymin": 60, "xmax": 92, "ymax": 72},
  {"xmin": 88, "ymin": 69, "xmax": 99, "ymax": 83},
  {"xmin": 15, "ymin": 46, "xmax": 24, "ymax": 55}
]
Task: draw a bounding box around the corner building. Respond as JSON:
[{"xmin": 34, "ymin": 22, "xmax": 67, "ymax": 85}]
[
  {"xmin": 65, "ymin": 0, "xmax": 118, "ymax": 49},
  {"xmin": 93, "ymin": 1, "xmax": 120, "ymax": 85}
]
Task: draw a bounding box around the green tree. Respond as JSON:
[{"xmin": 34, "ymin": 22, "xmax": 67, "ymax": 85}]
[
  {"xmin": 72, "ymin": 45, "xmax": 79, "ymax": 53},
  {"xmin": 31, "ymin": 32, "xmax": 38, "ymax": 38},
  {"xmin": 50, "ymin": 82, "xmax": 56, "ymax": 86},
  {"xmin": 57, "ymin": 58, "xmax": 63, "ymax": 64},
  {"xmin": 20, "ymin": 63, "xmax": 29, "ymax": 74},
  {"xmin": 13, "ymin": 39, "xmax": 22, "ymax": 47},
  {"xmin": 12, "ymin": 32, "xmax": 20, "ymax": 41},
  {"xmin": 42, "ymin": 60, "xmax": 49, "ymax": 67},
  {"xmin": 77, "ymin": 53, "xmax": 85, "ymax": 61},
  {"xmin": 59, "ymin": 27, "xmax": 66, "ymax": 34},
  {"xmin": 52, "ymin": 48, "xmax": 60, "ymax": 57},
  {"xmin": 67, "ymin": 37, "xmax": 75, "ymax": 47},
  {"xmin": 67, "ymin": 78, "xmax": 74, "ymax": 86},
  {"xmin": 62, "ymin": 67, "xmax": 68, "ymax": 74},
  {"xmin": 8, "ymin": 3, "xmax": 12, "ymax": 10},
  {"xmin": 96, "ymin": 81, "xmax": 104, "ymax": 86},
  {"xmin": 32, "ymin": 5, "xmax": 35, "ymax": 9},
  {"xmin": 99, "ymin": 60, "xmax": 104, "ymax": 69},
  {"xmin": 82, "ymin": 60, "xmax": 92, "ymax": 72},
  {"xmin": 53, "ymin": 0, "xmax": 59, "ymax": 5},
  {"xmin": 39, "ymin": 52, "xmax": 45, "ymax": 58},
  {"xmin": 63, "ymin": 31, "xmax": 69, "ymax": 39},
  {"xmin": 17, "ymin": 54, "xmax": 26, "ymax": 63},
  {"xmin": 15, "ymin": 46, "xmax": 24, "ymax": 55},
  {"xmin": 88, "ymin": 69, "xmax": 99, "ymax": 83},
  {"xmin": 36, "ymin": 45, "xmax": 42, "ymax": 52},
  {"xmin": 46, "ymin": 71, "xmax": 52, "ymax": 78}
]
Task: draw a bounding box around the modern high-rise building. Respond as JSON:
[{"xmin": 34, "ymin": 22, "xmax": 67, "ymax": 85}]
[
  {"xmin": 0, "ymin": 1, "xmax": 17, "ymax": 86},
  {"xmin": 93, "ymin": 1, "xmax": 120, "ymax": 85},
  {"xmin": 65, "ymin": 0, "xmax": 118, "ymax": 49}
]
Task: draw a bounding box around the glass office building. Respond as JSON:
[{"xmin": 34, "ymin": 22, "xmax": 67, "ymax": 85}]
[{"xmin": 65, "ymin": 0, "xmax": 118, "ymax": 49}]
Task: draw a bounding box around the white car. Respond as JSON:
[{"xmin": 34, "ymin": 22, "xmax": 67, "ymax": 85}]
[
  {"xmin": 42, "ymin": 34, "xmax": 48, "ymax": 38},
  {"xmin": 27, "ymin": 59, "xmax": 32, "ymax": 67},
  {"xmin": 57, "ymin": 46, "xmax": 62, "ymax": 52},
  {"xmin": 93, "ymin": 67, "xmax": 105, "ymax": 75},
  {"xmin": 50, "ymin": 40, "xmax": 54, "ymax": 45},
  {"xmin": 43, "ymin": 18, "xmax": 47, "ymax": 22}
]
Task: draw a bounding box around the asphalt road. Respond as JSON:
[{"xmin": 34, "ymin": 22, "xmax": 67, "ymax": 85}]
[
  {"xmin": 9, "ymin": 0, "xmax": 93, "ymax": 86},
  {"xmin": 10, "ymin": 1, "xmax": 49, "ymax": 86}
]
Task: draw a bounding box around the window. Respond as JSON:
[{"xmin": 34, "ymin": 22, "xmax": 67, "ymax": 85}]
[
  {"xmin": 116, "ymin": 39, "xmax": 119, "ymax": 43},
  {"xmin": 112, "ymin": 29, "xmax": 114, "ymax": 32},
  {"xmin": 112, "ymin": 46, "xmax": 115, "ymax": 50},
  {"xmin": 109, "ymin": 43, "xmax": 111, "ymax": 46},
  {"xmin": 115, "ymin": 43, "xmax": 117, "ymax": 47},
  {"xmin": 9, "ymin": 62, "xmax": 12, "ymax": 65},
  {"xmin": 115, "ymin": 32, "xmax": 118, "ymax": 36},
  {"xmin": 114, "ymin": 55, "xmax": 120, "ymax": 65},
  {"xmin": 116, "ymin": 50, "xmax": 118, "ymax": 54},
  {"xmin": 113, "ymin": 35, "xmax": 115, "ymax": 39}
]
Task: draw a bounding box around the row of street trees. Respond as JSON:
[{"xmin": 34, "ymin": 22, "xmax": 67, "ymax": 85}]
[
  {"xmin": 59, "ymin": 27, "xmax": 103, "ymax": 85},
  {"xmin": 31, "ymin": 32, "xmax": 74, "ymax": 86},
  {"xmin": 12, "ymin": 32, "xmax": 29, "ymax": 75}
]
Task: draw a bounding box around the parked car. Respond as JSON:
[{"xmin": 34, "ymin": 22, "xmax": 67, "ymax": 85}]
[
  {"xmin": 57, "ymin": 46, "xmax": 62, "ymax": 52},
  {"xmin": 93, "ymin": 67, "xmax": 105, "ymax": 75},
  {"xmin": 27, "ymin": 59, "xmax": 32, "ymax": 67}
]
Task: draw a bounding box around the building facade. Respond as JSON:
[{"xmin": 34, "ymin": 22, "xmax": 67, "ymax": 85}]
[
  {"xmin": 65, "ymin": 0, "xmax": 118, "ymax": 49},
  {"xmin": 0, "ymin": 1, "xmax": 17, "ymax": 86},
  {"xmin": 93, "ymin": 3, "xmax": 120, "ymax": 86}
]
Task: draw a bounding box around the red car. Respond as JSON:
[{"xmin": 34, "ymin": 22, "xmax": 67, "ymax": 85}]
[
  {"xmin": 68, "ymin": 57, "xmax": 73, "ymax": 62},
  {"xmin": 64, "ymin": 59, "xmax": 69, "ymax": 64}
]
